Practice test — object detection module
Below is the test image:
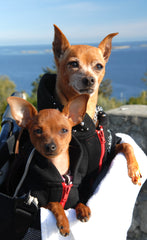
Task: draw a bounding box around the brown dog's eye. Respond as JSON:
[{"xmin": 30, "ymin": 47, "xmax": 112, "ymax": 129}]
[
  {"xmin": 96, "ymin": 63, "xmax": 103, "ymax": 70},
  {"xmin": 68, "ymin": 61, "xmax": 79, "ymax": 68},
  {"xmin": 60, "ymin": 128, "xmax": 68, "ymax": 134},
  {"xmin": 33, "ymin": 128, "xmax": 42, "ymax": 134}
]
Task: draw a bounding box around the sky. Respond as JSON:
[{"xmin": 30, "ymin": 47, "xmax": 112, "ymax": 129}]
[{"xmin": 0, "ymin": 0, "xmax": 147, "ymax": 46}]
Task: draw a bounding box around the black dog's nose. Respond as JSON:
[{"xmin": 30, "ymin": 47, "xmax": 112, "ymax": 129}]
[
  {"xmin": 45, "ymin": 142, "xmax": 56, "ymax": 153},
  {"xmin": 82, "ymin": 77, "xmax": 95, "ymax": 87}
]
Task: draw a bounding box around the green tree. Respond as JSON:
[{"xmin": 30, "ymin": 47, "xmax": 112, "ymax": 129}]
[
  {"xmin": 98, "ymin": 78, "xmax": 122, "ymax": 110},
  {"xmin": 99, "ymin": 78, "xmax": 112, "ymax": 98},
  {"xmin": 127, "ymin": 91, "xmax": 147, "ymax": 105},
  {"xmin": 0, "ymin": 75, "xmax": 16, "ymax": 116},
  {"xmin": 142, "ymin": 71, "xmax": 147, "ymax": 86}
]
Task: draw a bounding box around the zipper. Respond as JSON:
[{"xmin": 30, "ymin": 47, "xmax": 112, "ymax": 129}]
[{"xmin": 96, "ymin": 125, "xmax": 106, "ymax": 172}]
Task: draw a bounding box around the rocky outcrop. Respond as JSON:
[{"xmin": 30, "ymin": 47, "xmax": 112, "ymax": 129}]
[
  {"xmin": 106, "ymin": 105, "xmax": 147, "ymax": 240},
  {"xmin": 106, "ymin": 105, "xmax": 147, "ymax": 154}
]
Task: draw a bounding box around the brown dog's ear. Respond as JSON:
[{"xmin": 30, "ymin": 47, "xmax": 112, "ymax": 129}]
[
  {"xmin": 7, "ymin": 96, "xmax": 38, "ymax": 128},
  {"xmin": 98, "ymin": 33, "xmax": 118, "ymax": 62},
  {"xmin": 63, "ymin": 94, "xmax": 89, "ymax": 126},
  {"xmin": 53, "ymin": 24, "xmax": 70, "ymax": 62}
]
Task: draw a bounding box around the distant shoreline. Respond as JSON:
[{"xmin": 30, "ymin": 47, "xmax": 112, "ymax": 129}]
[
  {"xmin": 112, "ymin": 45, "xmax": 130, "ymax": 50},
  {"xmin": 112, "ymin": 43, "xmax": 147, "ymax": 50},
  {"xmin": 0, "ymin": 40, "xmax": 147, "ymax": 49}
]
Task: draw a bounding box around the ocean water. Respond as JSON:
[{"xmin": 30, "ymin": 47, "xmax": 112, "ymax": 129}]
[{"xmin": 0, "ymin": 42, "xmax": 147, "ymax": 100}]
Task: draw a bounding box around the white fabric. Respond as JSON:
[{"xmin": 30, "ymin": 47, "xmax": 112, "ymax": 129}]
[{"xmin": 41, "ymin": 133, "xmax": 147, "ymax": 240}]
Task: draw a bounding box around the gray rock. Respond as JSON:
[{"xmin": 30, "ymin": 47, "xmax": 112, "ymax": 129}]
[{"xmin": 106, "ymin": 105, "xmax": 147, "ymax": 155}]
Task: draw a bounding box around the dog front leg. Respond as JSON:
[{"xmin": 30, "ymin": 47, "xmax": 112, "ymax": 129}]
[
  {"xmin": 45, "ymin": 202, "xmax": 70, "ymax": 237},
  {"xmin": 75, "ymin": 202, "xmax": 91, "ymax": 222},
  {"xmin": 115, "ymin": 143, "xmax": 142, "ymax": 185}
]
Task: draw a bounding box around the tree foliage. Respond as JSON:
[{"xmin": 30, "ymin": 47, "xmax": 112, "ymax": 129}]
[
  {"xmin": 0, "ymin": 75, "xmax": 16, "ymax": 115},
  {"xmin": 142, "ymin": 71, "xmax": 147, "ymax": 86},
  {"xmin": 127, "ymin": 91, "xmax": 147, "ymax": 105},
  {"xmin": 99, "ymin": 78, "xmax": 112, "ymax": 98},
  {"xmin": 98, "ymin": 78, "xmax": 122, "ymax": 110}
]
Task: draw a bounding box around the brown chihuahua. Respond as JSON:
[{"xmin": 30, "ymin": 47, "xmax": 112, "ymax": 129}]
[
  {"xmin": 52, "ymin": 25, "xmax": 142, "ymax": 185},
  {"xmin": 7, "ymin": 94, "xmax": 91, "ymax": 237}
]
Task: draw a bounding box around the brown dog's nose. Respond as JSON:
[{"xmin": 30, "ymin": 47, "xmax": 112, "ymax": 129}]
[
  {"xmin": 45, "ymin": 142, "xmax": 56, "ymax": 153},
  {"xmin": 82, "ymin": 77, "xmax": 95, "ymax": 87}
]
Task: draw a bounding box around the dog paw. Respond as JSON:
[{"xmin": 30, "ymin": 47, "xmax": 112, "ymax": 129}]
[
  {"xmin": 56, "ymin": 218, "xmax": 70, "ymax": 237},
  {"xmin": 128, "ymin": 165, "xmax": 142, "ymax": 186},
  {"xmin": 46, "ymin": 202, "xmax": 70, "ymax": 237},
  {"xmin": 75, "ymin": 203, "xmax": 91, "ymax": 222}
]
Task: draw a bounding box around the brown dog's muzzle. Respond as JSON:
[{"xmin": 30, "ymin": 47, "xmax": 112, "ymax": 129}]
[
  {"xmin": 82, "ymin": 77, "xmax": 95, "ymax": 87},
  {"xmin": 80, "ymin": 77, "xmax": 95, "ymax": 94}
]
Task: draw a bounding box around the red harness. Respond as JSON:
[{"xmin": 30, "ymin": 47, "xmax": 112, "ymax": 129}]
[
  {"xmin": 60, "ymin": 182, "xmax": 73, "ymax": 208},
  {"xmin": 96, "ymin": 125, "xmax": 106, "ymax": 172}
]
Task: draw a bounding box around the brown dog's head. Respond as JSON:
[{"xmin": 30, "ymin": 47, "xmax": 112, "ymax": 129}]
[
  {"xmin": 7, "ymin": 95, "xmax": 88, "ymax": 159},
  {"xmin": 53, "ymin": 25, "xmax": 118, "ymax": 104}
]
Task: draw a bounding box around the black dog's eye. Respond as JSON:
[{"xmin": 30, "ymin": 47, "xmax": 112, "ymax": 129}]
[
  {"xmin": 33, "ymin": 128, "xmax": 42, "ymax": 134},
  {"xmin": 68, "ymin": 61, "xmax": 79, "ymax": 68},
  {"xmin": 96, "ymin": 63, "xmax": 103, "ymax": 70},
  {"xmin": 60, "ymin": 128, "xmax": 68, "ymax": 134}
]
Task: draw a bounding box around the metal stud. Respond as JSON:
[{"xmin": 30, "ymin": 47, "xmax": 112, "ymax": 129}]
[
  {"xmin": 80, "ymin": 121, "xmax": 85, "ymax": 126},
  {"xmin": 73, "ymin": 129, "xmax": 77, "ymax": 133}
]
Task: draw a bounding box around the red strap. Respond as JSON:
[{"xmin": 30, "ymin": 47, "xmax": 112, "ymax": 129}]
[
  {"xmin": 96, "ymin": 125, "xmax": 106, "ymax": 172},
  {"xmin": 60, "ymin": 182, "xmax": 73, "ymax": 208}
]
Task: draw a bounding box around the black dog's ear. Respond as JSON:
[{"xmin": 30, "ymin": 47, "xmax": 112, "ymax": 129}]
[
  {"xmin": 98, "ymin": 33, "xmax": 118, "ymax": 62},
  {"xmin": 53, "ymin": 25, "xmax": 70, "ymax": 63}
]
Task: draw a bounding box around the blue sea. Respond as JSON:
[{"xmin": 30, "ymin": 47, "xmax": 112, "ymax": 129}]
[{"xmin": 0, "ymin": 41, "xmax": 147, "ymax": 100}]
